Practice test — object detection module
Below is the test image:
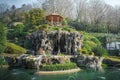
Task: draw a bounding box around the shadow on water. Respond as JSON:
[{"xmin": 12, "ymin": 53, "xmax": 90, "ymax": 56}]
[{"xmin": 0, "ymin": 67, "xmax": 120, "ymax": 80}]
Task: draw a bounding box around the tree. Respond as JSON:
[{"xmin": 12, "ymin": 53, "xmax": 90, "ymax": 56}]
[
  {"xmin": 0, "ymin": 3, "xmax": 9, "ymax": 16},
  {"xmin": 75, "ymin": 0, "xmax": 88, "ymax": 22},
  {"xmin": 21, "ymin": 4, "xmax": 32, "ymax": 11},
  {"xmin": 25, "ymin": 8, "xmax": 45, "ymax": 27},
  {"xmin": 13, "ymin": 24, "xmax": 25, "ymax": 37},
  {"xmin": 74, "ymin": 0, "xmax": 110, "ymax": 32},
  {"xmin": 0, "ymin": 22, "xmax": 6, "ymax": 54},
  {"xmin": 42, "ymin": 0, "xmax": 74, "ymax": 18},
  {"xmin": 10, "ymin": 5, "xmax": 16, "ymax": 11},
  {"xmin": 88, "ymin": 0, "xmax": 108, "ymax": 24}
]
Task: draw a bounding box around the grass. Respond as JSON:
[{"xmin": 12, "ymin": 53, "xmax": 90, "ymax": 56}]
[
  {"xmin": 5, "ymin": 42, "xmax": 27, "ymax": 54},
  {"xmin": 0, "ymin": 53, "xmax": 20, "ymax": 57},
  {"xmin": 105, "ymin": 56, "xmax": 120, "ymax": 62},
  {"xmin": 46, "ymin": 26, "xmax": 76, "ymax": 32}
]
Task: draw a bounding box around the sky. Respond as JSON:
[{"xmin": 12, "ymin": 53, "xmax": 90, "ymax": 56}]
[
  {"xmin": 105, "ymin": 0, "xmax": 120, "ymax": 7},
  {"xmin": 0, "ymin": 0, "xmax": 120, "ymax": 8},
  {"xmin": 0, "ymin": 0, "xmax": 38, "ymax": 8}
]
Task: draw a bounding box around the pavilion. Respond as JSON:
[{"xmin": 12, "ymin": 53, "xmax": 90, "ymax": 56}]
[{"xmin": 46, "ymin": 13, "xmax": 63, "ymax": 26}]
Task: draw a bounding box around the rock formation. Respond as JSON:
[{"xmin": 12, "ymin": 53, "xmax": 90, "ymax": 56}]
[
  {"xmin": 76, "ymin": 54, "xmax": 104, "ymax": 71},
  {"xmin": 26, "ymin": 30, "xmax": 83, "ymax": 55}
]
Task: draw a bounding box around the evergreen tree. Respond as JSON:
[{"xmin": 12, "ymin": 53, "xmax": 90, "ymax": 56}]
[{"xmin": 0, "ymin": 22, "xmax": 7, "ymax": 54}]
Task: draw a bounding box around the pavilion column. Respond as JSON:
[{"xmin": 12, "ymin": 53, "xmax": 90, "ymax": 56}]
[
  {"xmin": 51, "ymin": 16, "xmax": 53, "ymax": 26},
  {"xmin": 60, "ymin": 20, "xmax": 62, "ymax": 26},
  {"xmin": 57, "ymin": 17, "xmax": 59, "ymax": 26}
]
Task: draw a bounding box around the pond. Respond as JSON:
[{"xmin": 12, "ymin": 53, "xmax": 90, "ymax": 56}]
[{"xmin": 0, "ymin": 67, "xmax": 120, "ymax": 80}]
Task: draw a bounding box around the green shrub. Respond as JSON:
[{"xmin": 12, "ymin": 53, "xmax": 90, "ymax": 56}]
[
  {"xmin": 82, "ymin": 32, "xmax": 108, "ymax": 57},
  {"xmin": 89, "ymin": 52, "xmax": 94, "ymax": 55},
  {"xmin": 57, "ymin": 53, "xmax": 65, "ymax": 56},
  {"xmin": 0, "ymin": 22, "xmax": 7, "ymax": 54},
  {"xmin": 13, "ymin": 24, "xmax": 25, "ymax": 37},
  {"xmin": 24, "ymin": 40, "xmax": 32, "ymax": 49},
  {"xmin": 40, "ymin": 24, "xmax": 48, "ymax": 31},
  {"xmin": 49, "ymin": 26, "xmax": 59, "ymax": 31},
  {"xmin": 81, "ymin": 50, "xmax": 88, "ymax": 55},
  {"xmin": 48, "ymin": 26, "xmax": 75, "ymax": 32},
  {"xmin": 62, "ymin": 18, "xmax": 67, "ymax": 25},
  {"xmin": 83, "ymin": 41, "xmax": 96, "ymax": 53},
  {"xmin": 25, "ymin": 8, "xmax": 45, "ymax": 27},
  {"xmin": 90, "ymin": 33, "xmax": 107, "ymax": 47},
  {"xmin": 0, "ymin": 56, "xmax": 8, "ymax": 65},
  {"xmin": 5, "ymin": 42, "xmax": 27, "ymax": 54},
  {"xmin": 62, "ymin": 26, "xmax": 75, "ymax": 32},
  {"xmin": 92, "ymin": 45, "xmax": 108, "ymax": 56},
  {"xmin": 40, "ymin": 62, "xmax": 77, "ymax": 71},
  {"xmin": 83, "ymin": 33, "xmax": 101, "ymax": 53},
  {"xmin": 83, "ymin": 33, "xmax": 101, "ymax": 45}
]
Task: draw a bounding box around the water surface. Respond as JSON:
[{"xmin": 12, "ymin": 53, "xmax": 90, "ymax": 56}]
[{"xmin": 0, "ymin": 67, "xmax": 120, "ymax": 80}]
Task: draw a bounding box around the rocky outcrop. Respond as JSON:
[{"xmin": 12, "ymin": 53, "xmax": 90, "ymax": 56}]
[
  {"xmin": 18, "ymin": 54, "xmax": 44, "ymax": 69},
  {"xmin": 5, "ymin": 54, "xmax": 104, "ymax": 71},
  {"xmin": 26, "ymin": 30, "xmax": 83, "ymax": 55},
  {"xmin": 76, "ymin": 54, "xmax": 104, "ymax": 71},
  {"xmin": 6, "ymin": 54, "xmax": 72, "ymax": 70},
  {"xmin": 4, "ymin": 54, "xmax": 45, "ymax": 70}
]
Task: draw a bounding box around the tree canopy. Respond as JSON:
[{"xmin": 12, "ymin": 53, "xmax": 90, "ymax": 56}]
[
  {"xmin": 0, "ymin": 22, "xmax": 6, "ymax": 54},
  {"xmin": 25, "ymin": 8, "xmax": 45, "ymax": 27}
]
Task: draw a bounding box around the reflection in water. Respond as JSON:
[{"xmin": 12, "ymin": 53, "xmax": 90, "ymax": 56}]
[
  {"xmin": 0, "ymin": 67, "xmax": 120, "ymax": 80},
  {"xmin": 31, "ymin": 77, "xmax": 37, "ymax": 80},
  {"xmin": 106, "ymin": 68, "xmax": 120, "ymax": 80}
]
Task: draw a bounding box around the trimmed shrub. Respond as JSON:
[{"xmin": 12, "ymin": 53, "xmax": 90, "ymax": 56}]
[
  {"xmin": 5, "ymin": 42, "xmax": 27, "ymax": 54},
  {"xmin": 0, "ymin": 22, "xmax": 7, "ymax": 54},
  {"xmin": 40, "ymin": 62, "xmax": 77, "ymax": 71}
]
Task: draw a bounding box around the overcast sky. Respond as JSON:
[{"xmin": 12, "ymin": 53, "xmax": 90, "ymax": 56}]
[
  {"xmin": 0, "ymin": 0, "xmax": 120, "ymax": 8},
  {"xmin": 0, "ymin": 0, "xmax": 37, "ymax": 8},
  {"xmin": 105, "ymin": 0, "xmax": 120, "ymax": 7}
]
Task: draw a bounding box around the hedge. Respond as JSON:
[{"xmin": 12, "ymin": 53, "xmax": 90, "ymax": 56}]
[
  {"xmin": 40, "ymin": 62, "xmax": 78, "ymax": 71},
  {"xmin": 5, "ymin": 42, "xmax": 27, "ymax": 54}
]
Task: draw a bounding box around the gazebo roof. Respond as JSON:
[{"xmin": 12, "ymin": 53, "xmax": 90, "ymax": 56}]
[
  {"xmin": 46, "ymin": 13, "xmax": 63, "ymax": 22},
  {"xmin": 51, "ymin": 13, "xmax": 60, "ymax": 15}
]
